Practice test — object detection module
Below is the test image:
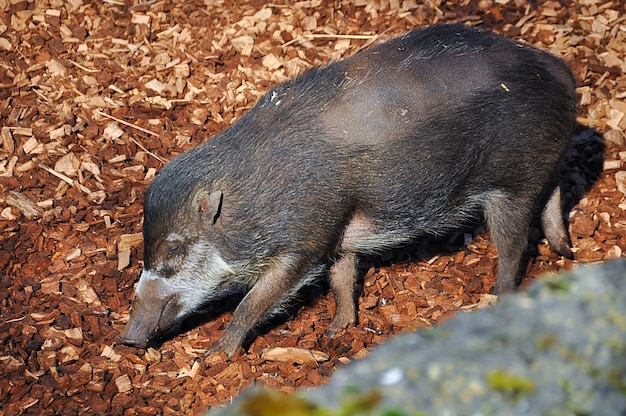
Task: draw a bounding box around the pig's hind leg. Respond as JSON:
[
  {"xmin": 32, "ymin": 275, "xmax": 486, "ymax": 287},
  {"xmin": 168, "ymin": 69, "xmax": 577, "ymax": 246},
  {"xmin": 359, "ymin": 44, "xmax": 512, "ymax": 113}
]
[
  {"xmin": 541, "ymin": 186, "xmax": 573, "ymax": 259},
  {"xmin": 483, "ymin": 192, "xmax": 533, "ymax": 294}
]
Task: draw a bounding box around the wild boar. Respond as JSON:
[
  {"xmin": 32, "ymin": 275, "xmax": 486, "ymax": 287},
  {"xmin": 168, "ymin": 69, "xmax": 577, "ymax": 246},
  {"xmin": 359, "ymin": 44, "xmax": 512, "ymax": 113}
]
[{"xmin": 118, "ymin": 23, "xmax": 576, "ymax": 358}]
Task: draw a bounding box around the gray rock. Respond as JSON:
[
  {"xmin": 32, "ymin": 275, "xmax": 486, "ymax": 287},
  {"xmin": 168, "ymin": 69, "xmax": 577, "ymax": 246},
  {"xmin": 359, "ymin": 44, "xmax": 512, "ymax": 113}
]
[{"xmin": 209, "ymin": 260, "xmax": 626, "ymax": 416}]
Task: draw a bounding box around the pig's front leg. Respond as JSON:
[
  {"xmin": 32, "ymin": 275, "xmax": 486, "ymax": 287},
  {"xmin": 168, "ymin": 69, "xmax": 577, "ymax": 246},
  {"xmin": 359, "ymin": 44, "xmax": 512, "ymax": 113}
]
[
  {"xmin": 204, "ymin": 259, "xmax": 297, "ymax": 359},
  {"xmin": 326, "ymin": 252, "xmax": 358, "ymax": 337}
]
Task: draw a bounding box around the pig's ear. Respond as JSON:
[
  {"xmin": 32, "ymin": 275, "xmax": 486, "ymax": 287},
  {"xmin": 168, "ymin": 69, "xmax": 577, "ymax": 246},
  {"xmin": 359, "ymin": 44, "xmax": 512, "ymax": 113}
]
[{"xmin": 193, "ymin": 190, "xmax": 223, "ymax": 224}]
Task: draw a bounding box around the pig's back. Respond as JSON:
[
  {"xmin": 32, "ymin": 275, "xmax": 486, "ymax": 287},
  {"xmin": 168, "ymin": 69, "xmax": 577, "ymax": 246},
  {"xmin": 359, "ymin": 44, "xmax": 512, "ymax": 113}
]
[{"xmin": 322, "ymin": 24, "xmax": 575, "ymax": 147}]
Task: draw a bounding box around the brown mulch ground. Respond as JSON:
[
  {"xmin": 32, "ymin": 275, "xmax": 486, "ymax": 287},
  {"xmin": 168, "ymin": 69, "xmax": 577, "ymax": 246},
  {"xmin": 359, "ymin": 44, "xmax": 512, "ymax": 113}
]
[{"xmin": 1, "ymin": 0, "xmax": 625, "ymax": 414}]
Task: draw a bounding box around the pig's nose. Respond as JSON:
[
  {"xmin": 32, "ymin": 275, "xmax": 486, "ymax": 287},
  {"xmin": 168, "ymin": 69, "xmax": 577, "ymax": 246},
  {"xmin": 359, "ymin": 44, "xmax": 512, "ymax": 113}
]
[{"xmin": 116, "ymin": 333, "xmax": 149, "ymax": 348}]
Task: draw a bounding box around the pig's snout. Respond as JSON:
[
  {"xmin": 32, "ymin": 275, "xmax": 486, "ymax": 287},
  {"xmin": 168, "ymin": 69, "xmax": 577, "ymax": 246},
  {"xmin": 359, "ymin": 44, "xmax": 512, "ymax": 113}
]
[
  {"xmin": 117, "ymin": 329, "xmax": 149, "ymax": 348},
  {"xmin": 117, "ymin": 278, "xmax": 181, "ymax": 348},
  {"xmin": 117, "ymin": 299, "xmax": 156, "ymax": 348}
]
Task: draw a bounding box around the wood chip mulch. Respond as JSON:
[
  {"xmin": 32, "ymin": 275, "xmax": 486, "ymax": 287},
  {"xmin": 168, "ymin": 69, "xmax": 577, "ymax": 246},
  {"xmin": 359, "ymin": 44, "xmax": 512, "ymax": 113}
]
[{"xmin": 1, "ymin": 0, "xmax": 625, "ymax": 414}]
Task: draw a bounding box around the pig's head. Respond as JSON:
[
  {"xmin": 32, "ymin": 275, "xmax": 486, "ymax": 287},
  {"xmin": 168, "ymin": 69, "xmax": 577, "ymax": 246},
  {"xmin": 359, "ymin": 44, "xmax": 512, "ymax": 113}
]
[{"xmin": 118, "ymin": 186, "xmax": 235, "ymax": 348}]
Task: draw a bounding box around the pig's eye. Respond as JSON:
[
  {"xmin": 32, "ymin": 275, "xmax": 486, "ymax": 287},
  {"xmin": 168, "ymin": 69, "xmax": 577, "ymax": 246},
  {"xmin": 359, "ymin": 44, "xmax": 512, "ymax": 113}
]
[{"xmin": 167, "ymin": 245, "xmax": 182, "ymax": 259}]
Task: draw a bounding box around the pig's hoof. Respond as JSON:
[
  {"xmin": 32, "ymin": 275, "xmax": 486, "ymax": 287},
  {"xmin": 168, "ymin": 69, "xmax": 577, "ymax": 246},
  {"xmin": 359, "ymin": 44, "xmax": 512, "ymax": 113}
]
[
  {"xmin": 201, "ymin": 348, "xmax": 228, "ymax": 363},
  {"xmin": 325, "ymin": 318, "xmax": 354, "ymax": 339},
  {"xmin": 202, "ymin": 338, "xmax": 240, "ymax": 361},
  {"xmin": 492, "ymin": 281, "xmax": 516, "ymax": 295}
]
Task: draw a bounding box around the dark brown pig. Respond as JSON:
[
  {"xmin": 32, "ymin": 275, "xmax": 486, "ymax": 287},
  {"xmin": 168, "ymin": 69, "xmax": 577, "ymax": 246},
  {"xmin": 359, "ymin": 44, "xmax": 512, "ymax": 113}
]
[{"xmin": 118, "ymin": 24, "xmax": 576, "ymax": 358}]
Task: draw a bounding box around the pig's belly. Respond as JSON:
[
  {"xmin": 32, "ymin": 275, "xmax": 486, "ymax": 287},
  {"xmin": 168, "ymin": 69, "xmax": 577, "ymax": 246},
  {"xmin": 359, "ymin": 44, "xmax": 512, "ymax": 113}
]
[
  {"xmin": 338, "ymin": 196, "xmax": 484, "ymax": 255},
  {"xmin": 340, "ymin": 220, "xmax": 472, "ymax": 255}
]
